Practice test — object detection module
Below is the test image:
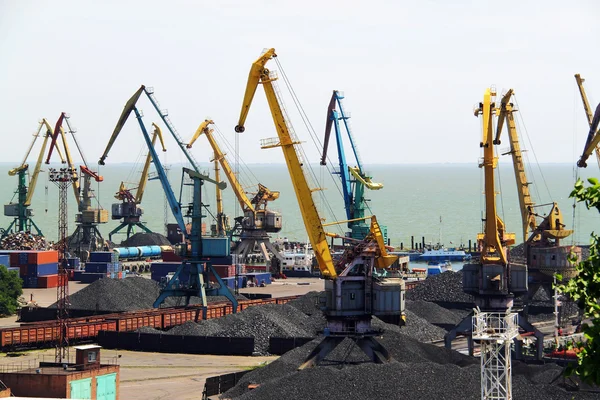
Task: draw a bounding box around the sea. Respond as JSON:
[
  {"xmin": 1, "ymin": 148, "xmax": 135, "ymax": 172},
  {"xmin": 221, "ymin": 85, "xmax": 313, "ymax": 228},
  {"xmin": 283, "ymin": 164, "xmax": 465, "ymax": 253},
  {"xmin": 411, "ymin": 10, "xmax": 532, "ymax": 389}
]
[{"xmin": 1, "ymin": 162, "xmax": 598, "ymax": 255}]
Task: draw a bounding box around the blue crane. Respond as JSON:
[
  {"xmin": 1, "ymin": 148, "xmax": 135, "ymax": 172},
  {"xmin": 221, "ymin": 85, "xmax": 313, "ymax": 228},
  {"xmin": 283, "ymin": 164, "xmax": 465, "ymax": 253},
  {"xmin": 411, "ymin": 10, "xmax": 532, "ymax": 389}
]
[
  {"xmin": 99, "ymin": 87, "xmax": 238, "ymax": 314},
  {"xmin": 321, "ymin": 90, "xmax": 386, "ymax": 241}
]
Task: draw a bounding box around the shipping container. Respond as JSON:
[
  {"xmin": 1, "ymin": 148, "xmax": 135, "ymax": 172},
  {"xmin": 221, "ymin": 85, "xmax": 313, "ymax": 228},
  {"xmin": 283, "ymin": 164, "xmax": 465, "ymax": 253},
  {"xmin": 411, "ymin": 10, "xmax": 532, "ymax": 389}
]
[
  {"xmin": 201, "ymin": 238, "xmax": 230, "ymax": 257},
  {"xmin": 89, "ymin": 251, "xmax": 117, "ymax": 263},
  {"xmin": 27, "ymin": 250, "xmax": 59, "ymax": 265},
  {"xmin": 0, "ymin": 255, "xmax": 10, "ymax": 267},
  {"xmin": 27, "ymin": 262, "xmax": 58, "ymax": 277}
]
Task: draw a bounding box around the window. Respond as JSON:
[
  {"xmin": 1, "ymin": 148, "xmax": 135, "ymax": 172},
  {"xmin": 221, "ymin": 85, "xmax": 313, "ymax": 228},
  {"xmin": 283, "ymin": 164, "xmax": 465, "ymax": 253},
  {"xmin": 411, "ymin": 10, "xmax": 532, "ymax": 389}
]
[{"xmin": 88, "ymin": 351, "xmax": 97, "ymax": 363}]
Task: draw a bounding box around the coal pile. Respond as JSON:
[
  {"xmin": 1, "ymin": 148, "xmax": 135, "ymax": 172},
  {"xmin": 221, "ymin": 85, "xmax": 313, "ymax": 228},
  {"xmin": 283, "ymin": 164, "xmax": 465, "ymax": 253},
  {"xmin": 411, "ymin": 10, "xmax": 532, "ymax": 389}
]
[
  {"xmin": 0, "ymin": 232, "xmax": 52, "ymax": 250},
  {"xmin": 120, "ymin": 232, "xmax": 171, "ymax": 247},
  {"xmin": 287, "ymin": 291, "xmax": 322, "ymax": 315},
  {"xmin": 164, "ymin": 303, "xmax": 324, "ymax": 355},
  {"xmin": 49, "ymin": 277, "xmax": 245, "ymax": 312},
  {"xmin": 406, "ymin": 271, "xmax": 474, "ymax": 304},
  {"xmin": 222, "ymin": 330, "xmax": 599, "ymax": 400},
  {"xmin": 405, "ymin": 300, "xmax": 463, "ymax": 331}
]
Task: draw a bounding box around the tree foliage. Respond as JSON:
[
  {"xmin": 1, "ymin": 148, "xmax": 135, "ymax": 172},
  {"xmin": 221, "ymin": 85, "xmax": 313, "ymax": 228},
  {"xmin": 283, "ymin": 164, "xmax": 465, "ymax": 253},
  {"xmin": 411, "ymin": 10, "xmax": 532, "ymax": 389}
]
[
  {"xmin": 0, "ymin": 264, "xmax": 23, "ymax": 317},
  {"xmin": 556, "ymin": 177, "xmax": 600, "ymax": 385}
]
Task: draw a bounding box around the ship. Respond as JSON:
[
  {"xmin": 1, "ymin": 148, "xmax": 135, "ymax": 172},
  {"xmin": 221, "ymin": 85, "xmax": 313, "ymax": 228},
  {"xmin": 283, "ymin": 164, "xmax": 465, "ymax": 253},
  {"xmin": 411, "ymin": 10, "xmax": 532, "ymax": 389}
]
[
  {"xmin": 280, "ymin": 246, "xmax": 316, "ymax": 277},
  {"xmin": 418, "ymin": 246, "xmax": 472, "ymax": 262}
]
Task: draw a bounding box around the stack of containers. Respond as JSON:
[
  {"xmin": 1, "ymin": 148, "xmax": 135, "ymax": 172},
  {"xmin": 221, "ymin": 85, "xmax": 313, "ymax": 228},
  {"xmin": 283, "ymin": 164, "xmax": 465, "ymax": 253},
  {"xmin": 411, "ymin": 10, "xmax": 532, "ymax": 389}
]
[
  {"xmin": 27, "ymin": 251, "xmax": 59, "ymax": 288},
  {"xmin": 85, "ymin": 251, "xmax": 121, "ymax": 277},
  {"xmin": 0, "ymin": 250, "xmax": 60, "ymax": 288}
]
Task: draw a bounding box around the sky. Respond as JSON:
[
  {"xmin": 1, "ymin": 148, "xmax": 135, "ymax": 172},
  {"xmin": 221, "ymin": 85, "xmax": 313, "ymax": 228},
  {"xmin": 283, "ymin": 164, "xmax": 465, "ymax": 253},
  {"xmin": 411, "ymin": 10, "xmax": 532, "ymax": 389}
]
[{"xmin": 1, "ymin": 0, "xmax": 599, "ymax": 168}]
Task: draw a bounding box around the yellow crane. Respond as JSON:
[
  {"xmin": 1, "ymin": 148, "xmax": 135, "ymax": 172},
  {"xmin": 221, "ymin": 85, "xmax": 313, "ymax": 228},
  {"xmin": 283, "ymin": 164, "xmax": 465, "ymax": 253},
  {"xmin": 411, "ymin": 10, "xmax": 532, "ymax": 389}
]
[
  {"xmin": 234, "ymin": 48, "xmax": 403, "ymax": 368},
  {"xmin": 110, "ymin": 123, "xmax": 166, "ymax": 241},
  {"xmin": 2, "ymin": 119, "xmax": 64, "ymax": 237},
  {"xmin": 188, "ymin": 119, "xmax": 283, "ymax": 264},
  {"xmin": 446, "ymin": 88, "xmax": 541, "ymax": 360},
  {"xmin": 575, "ymin": 74, "xmax": 600, "ymax": 168},
  {"xmin": 494, "ymin": 89, "xmax": 580, "ymax": 306}
]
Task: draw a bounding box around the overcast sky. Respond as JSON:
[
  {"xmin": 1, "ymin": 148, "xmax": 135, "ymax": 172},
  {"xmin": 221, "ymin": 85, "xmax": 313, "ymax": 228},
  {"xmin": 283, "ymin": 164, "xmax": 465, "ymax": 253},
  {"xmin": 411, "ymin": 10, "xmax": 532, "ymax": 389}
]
[{"xmin": 1, "ymin": 0, "xmax": 599, "ymax": 167}]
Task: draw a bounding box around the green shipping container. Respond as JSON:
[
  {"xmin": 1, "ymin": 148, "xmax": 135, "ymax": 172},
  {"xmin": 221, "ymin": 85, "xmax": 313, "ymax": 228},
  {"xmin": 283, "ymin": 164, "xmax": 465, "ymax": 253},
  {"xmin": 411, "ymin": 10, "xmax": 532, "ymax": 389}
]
[
  {"xmin": 70, "ymin": 377, "xmax": 91, "ymax": 399},
  {"xmin": 96, "ymin": 372, "xmax": 117, "ymax": 400}
]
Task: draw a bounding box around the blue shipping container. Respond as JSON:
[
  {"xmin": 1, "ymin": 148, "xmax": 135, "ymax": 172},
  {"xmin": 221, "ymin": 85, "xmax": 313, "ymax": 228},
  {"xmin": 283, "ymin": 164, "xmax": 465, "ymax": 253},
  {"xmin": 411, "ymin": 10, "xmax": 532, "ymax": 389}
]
[
  {"xmin": 85, "ymin": 262, "xmax": 111, "ymax": 273},
  {"xmin": 201, "ymin": 238, "xmax": 230, "ymax": 257},
  {"xmin": 22, "ymin": 276, "xmax": 38, "ymax": 288},
  {"xmin": 0, "ymin": 255, "xmax": 9, "ymax": 267},
  {"xmin": 18, "ymin": 253, "xmax": 29, "ymax": 265},
  {"xmin": 89, "ymin": 252, "xmax": 114, "ymax": 263},
  {"xmin": 28, "ymin": 262, "xmax": 58, "ymax": 277},
  {"xmin": 68, "ymin": 258, "xmax": 81, "ymax": 268}
]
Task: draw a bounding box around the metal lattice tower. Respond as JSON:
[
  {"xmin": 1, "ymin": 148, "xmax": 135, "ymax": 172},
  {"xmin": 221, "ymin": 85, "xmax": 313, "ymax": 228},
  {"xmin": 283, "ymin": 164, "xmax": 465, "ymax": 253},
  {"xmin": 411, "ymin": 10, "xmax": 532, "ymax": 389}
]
[
  {"xmin": 49, "ymin": 167, "xmax": 75, "ymax": 364},
  {"xmin": 472, "ymin": 310, "xmax": 519, "ymax": 400}
]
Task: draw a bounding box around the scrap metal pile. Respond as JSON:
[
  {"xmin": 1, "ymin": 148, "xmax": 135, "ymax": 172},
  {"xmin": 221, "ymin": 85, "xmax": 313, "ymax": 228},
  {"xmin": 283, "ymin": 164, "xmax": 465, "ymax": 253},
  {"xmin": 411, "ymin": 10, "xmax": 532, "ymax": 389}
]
[{"xmin": 0, "ymin": 232, "xmax": 52, "ymax": 250}]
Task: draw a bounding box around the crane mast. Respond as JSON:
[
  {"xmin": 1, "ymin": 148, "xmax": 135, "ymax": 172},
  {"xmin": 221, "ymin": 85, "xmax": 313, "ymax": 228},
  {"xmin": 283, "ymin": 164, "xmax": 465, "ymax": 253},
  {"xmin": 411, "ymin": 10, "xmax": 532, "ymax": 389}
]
[
  {"xmin": 322, "ymin": 90, "xmax": 385, "ymax": 241},
  {"xmin": 99, "ymin": 89, "xmax": 237, "ymax": 311},
  {"xmin": 235, "ymin": 48, "xmax": 404, "ymax": 368},
  {"xmin": 47, "ymin": 114, "xmax": 108, "ymax": 260},
  {"xmin": 188, "ymin": 119, "xmax": 283, "ymax": 264}
]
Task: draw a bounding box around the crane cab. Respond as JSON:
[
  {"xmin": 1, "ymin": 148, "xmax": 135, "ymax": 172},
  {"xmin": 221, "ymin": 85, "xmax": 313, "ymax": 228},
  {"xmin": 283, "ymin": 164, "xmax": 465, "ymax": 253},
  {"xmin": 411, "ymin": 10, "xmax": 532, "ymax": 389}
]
[{"xmin": 242, "ymin": 209, "xmax": 282, "ymax": 232}]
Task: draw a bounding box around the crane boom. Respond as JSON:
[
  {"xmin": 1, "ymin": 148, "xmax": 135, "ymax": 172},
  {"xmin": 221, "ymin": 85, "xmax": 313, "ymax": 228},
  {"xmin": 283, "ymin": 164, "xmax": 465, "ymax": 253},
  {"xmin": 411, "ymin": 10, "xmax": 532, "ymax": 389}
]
[
  {"xmin": 575, "ymin": 74, "xmax": 600, "ymax": 168},
  {"xmin": 135, "ymin": 123, "xmax": 166, "ymax": 204},
  {"xmin": 25, "ymin": 119, "xmax": 59, "ymax": 206},
  {"xmin": 190, "ymin": 120, "xmax": 255, "ymax": 213},
  {"xmin": 495, "ymin": 90, "xmax": 536, "ymax": 243},
  {"xmin": 235, "ymin": 48, "xmax": 337, "ymax": 279}
]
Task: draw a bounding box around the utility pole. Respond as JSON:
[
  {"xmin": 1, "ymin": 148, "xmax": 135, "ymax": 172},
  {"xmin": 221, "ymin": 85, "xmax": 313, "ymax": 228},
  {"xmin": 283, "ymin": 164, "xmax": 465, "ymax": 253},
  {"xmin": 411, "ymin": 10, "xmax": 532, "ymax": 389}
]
[{"xmin": 49, "ymin": 167, "xmax": 76, "ymax": 364}]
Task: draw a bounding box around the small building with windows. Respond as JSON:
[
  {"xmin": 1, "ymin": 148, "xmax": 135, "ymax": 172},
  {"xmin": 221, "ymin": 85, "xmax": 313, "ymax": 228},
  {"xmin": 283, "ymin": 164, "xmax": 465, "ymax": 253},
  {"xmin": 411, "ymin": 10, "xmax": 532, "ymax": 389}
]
[{"xmin": 0, "ymin": 345, "xmax": 119, "ymax": 399}]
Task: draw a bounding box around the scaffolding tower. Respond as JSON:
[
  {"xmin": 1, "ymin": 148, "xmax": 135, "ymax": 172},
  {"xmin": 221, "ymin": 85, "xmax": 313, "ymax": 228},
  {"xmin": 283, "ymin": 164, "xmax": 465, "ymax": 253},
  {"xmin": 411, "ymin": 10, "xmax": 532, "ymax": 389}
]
[{"xmin": 472, "ymin": 310, "xmax": 519, "ymax": 400}]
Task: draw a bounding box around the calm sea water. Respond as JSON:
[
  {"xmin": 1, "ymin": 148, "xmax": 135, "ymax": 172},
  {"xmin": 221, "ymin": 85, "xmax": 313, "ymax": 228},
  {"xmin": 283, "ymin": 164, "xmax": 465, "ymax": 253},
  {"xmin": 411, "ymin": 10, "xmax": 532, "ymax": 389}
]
[{"xmin": 0, "ymin": 162, "xmax": 598, "ymax": 249}]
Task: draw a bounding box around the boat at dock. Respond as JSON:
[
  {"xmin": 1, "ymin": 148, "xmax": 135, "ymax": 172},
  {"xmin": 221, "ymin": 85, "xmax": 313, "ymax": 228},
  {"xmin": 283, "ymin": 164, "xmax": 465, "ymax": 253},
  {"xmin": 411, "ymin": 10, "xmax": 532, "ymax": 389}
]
[{"xmin": 418, "ymin": 246, "xmax": 471, "ymax": 262}]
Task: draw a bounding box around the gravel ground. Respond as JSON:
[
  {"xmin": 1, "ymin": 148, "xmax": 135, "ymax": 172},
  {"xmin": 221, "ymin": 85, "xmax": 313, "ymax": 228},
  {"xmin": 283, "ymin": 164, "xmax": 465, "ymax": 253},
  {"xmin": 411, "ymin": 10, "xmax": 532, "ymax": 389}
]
[
  {"xmin": 49, "ymin": 277, "xmax": 245, "ymax": 312},
  {"xmin": 120, "ymin": 232, "xmax": 172, "ymax": 247}
]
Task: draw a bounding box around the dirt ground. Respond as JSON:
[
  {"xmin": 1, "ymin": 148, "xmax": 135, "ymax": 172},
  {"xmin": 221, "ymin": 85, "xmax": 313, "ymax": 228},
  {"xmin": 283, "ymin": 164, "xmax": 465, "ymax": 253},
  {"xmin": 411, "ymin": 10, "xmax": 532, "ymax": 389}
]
[
  {"xmin": 0, "ymin": 347, "xmax": 277, "ymax": 400},
  {"xmin": 0, "ymin": 277, "xmax": 324, "ymax": 399}
]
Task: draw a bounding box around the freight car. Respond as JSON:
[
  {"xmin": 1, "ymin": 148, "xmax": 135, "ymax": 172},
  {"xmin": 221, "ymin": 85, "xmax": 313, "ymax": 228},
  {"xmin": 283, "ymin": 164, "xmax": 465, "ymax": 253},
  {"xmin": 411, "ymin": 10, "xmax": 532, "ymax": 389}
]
[{"xmin": 0, "ymin": 296, "xmax": 300, "ymax": 351}]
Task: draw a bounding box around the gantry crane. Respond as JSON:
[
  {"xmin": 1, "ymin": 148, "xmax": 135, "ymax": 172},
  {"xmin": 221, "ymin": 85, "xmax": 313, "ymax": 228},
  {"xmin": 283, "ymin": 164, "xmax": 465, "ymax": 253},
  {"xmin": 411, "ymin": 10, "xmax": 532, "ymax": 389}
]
[
  {"xmin": 575, "ymin": 74, "xmax": 600, "ymax": 168},
  {"xmin": 445, "ymin": 88, "xmax": 542, "ymax": 359},
  {"xmin": 494, "ymin": 89, "xmax": 580, "ymax": 300},
  {"xmin": 187, "ymin": 119, "xmax": 283, "ymax": 265},
  {"xmin": 109, "ymin": 123, "xmax": 166, "ymax": 242},
  {"xmin": 2, "ymin": 119, "xmax": 64, "ymax": 238},
  {"xmin": 99, "ymin": 88, "xmax": 237, "ymax": 311},
  {"xmin": 235, "ymin": 48, "xmax": 403, "ymax": 368},
  {"xmin": 46, "ymin": 113, "xmax": 108, "ymax": 259},
  {"xmin": 321, "ymin": 90, "xmax": 386, "ymax": 242}
]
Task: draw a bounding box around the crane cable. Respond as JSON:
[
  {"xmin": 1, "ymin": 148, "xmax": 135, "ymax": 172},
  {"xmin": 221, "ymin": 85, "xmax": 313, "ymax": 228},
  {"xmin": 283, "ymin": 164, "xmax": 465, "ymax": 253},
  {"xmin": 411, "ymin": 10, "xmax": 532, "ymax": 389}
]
[{"xmin": 274, "ymin": 58, "xmax": 345, "ymax": 236}]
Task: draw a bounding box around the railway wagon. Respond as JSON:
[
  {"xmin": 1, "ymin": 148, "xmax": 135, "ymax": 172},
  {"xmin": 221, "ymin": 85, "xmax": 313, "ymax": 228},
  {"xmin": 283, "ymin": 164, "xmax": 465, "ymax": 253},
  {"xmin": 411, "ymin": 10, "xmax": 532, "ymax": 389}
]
[{"xmin": 1, "ymin": 296, "xmax": 301, "ymax": 350}]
